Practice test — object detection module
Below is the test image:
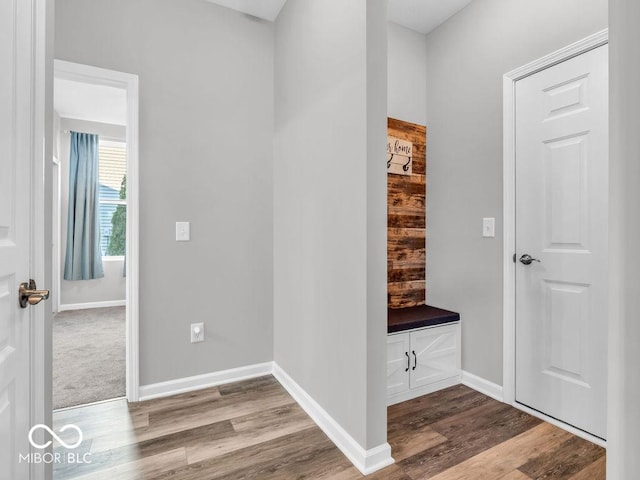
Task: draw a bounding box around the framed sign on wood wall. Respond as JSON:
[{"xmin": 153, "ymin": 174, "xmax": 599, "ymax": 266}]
[{"xmin": 387, "ymin": 136, "xmax": 413, "ymax": 176}]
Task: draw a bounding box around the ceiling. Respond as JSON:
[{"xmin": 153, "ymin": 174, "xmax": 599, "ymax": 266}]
[
  {"xmin": 205, "ymin": 0, "xmax": 473, "ymax": 34},
  {"xmin": 387, "ymin": 0, "xmax": 473, "ymax": 35},
  {"xmin": 54, "ymin": 78, "xmax": 127, "ymax": 126},
  {"xmin": 206, "ymin": 0, "xmax": 287, "ymax": 21}
]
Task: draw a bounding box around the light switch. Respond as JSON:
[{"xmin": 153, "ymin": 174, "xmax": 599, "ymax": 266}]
[
  {"xmin": 176, "ymin": 222, "xmax": 190, "ymax": 241},
  {"xmin": 483, "ymin": 218, "xmax": 495, "ymax": 238}
]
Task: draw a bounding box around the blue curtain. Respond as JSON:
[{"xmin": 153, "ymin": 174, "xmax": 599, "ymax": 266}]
[{"xmin": 64, "ymin": 132, "xmax": 104, "ymax": 280}]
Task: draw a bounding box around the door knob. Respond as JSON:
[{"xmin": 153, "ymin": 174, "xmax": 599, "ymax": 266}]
[
  {"xmin": 19, "ymin": 279, "xmax": 50, "ymax": 308},
  {"xmin": 519, "ymin": 254, "xmax": 541, "ymax": 265}
]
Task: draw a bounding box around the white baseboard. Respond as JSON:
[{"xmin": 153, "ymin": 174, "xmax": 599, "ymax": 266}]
[
  {"xmin": 272, "ymin": 363, "xmax": 394, "ymax": 476},
  {"xmin": 59, "ymin": 299, "xmax": 126, "ymax": 311},
  {"xmin": 461, "ymin": 370, "xmax": 504, "ymax": 402},
  {"xmin": 138, "ymin": 362, "xmax": 274, "ymax": 401},
  {"xmin": 387, "ymin": 376, "xmax": 461, "ymax": 406}
]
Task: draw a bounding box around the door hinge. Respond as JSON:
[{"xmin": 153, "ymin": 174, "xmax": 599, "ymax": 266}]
[{"xmin": 513, "ymin": 253, "xmax": 517, "ymax": 263}]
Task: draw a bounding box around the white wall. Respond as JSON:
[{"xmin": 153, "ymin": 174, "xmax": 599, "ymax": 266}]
[
  {"xmin": 388, "ymin": 22, "xmax": 427, "ymax": 126},
  {"xmin": 58, "ymin": 118, "xmax": 127, "ymax": 308},
  {"xmin": 423, "ymin": 0, "xmax": 608, "ymax": 385},
  {"xmin": 55, "ymin": 0, "xmax": 274, "ymax": 385},
  {"xmin": 274, "ymin": 0, "xmax": 388, "ymax": 451},
  {"xmin": 608, "ymin": 0, "xmax": 640, "ymax": 475}
]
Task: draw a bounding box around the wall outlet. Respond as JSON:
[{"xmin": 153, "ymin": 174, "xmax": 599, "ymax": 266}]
[{"xmin": 190, "ymin": 322, "xmax": 204, "ymax": 343}]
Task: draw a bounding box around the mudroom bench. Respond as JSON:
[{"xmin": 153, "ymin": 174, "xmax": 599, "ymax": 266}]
[{"xmin": 387, "ymin": 305, "xmax": 461, "ymax": 405}]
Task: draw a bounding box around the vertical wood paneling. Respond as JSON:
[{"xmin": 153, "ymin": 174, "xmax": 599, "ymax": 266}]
[{"xmin": 388, "ymin": 118, "xmax": 426, "ymax": 309}]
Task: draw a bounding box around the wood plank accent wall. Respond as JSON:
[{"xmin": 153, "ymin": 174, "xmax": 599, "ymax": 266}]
[{"xmin": 388, "ymin": 117, "xmax": 426, "ymax": 309}]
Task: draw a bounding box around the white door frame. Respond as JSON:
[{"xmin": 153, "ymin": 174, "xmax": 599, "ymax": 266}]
[
  {"xmin": 502, "ymin": 29, "xmax": 608, "ymax": 443},
  {"xmin": 30, "ymin": 0, "xmax": 53, "ymax": 478},
  {"xmin": 53, "ymin": 59, "xmax": 140, "ymax": 402}
]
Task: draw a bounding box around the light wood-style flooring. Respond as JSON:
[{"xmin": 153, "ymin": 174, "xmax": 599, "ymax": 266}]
[{"xmin": 52, "ymin": 376, "xmax": 605, "ymax": 479}]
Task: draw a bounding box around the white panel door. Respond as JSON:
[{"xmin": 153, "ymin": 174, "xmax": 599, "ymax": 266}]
[
  {"xmin": 515, "ymin": 45, "xmax": 608, "ymax": 439},
  {"xmin": 410, "ymin": 324, "xmax": 460, "ymax": 389},
  {"xmin": 0, "ymin": 0, "xmax": 36, "ymax": 478},
  {"xmin": 387, "ymin": 334, "xmax": 410, "ymax": 396}
]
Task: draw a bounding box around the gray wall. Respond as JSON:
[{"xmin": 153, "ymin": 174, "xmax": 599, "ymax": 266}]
[
  {"xmin": 55, "ymin": 0, "xmax": 274, "ymax": 385},
  {"xmin": 388, "ymin": 22, "xmax": 427, "ymax": 126},
  {"xmin": 274, "ymin": 0, "xmax": 388, "ymax": 450},
  {"xmin": 424, "ymin": 0, "xmax": 608, "ymax": 384},
  {"xmin": 366, "ymin": 1, "xmax": 390, "ymax": 450},
  {"xmin": 58, "ymin": 118, "xmax": 127, "ymax": 307},
  {"xmin": 608, "ymin": 0, "xmax": 640, "ymax": 475}
]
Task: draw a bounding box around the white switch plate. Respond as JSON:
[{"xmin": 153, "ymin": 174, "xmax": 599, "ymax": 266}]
[
  {"xmin": 176, "ymin": 222, "xmax": 190, "ymax": 241},
  {"xmin": 483, "ymin": 217, "xmax": 495, "ymax": 238},
  {"xmin": 190, "ymin": 322, "xmax": 204, "ymax": 343}
]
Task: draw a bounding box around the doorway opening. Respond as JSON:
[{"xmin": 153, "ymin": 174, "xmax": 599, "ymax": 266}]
[{"xmin": 52, "ymin": 60, "xmax": 139, "ymax": 409}]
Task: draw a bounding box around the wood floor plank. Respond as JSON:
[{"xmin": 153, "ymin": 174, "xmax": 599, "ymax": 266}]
[
  {"xmin": 315, "ymin": 467, "xmax": 364, "ymax": 480},
  {"xmin": 388, "ymin": 425, "xmax": 447, "ymax": 462},
  {"xmin": 144, "ymin": 378, "xmax": 289, "ymax": 423},
  {"xmin": 53, "ymin": 439, "xmax": 96, "ymax": 480},
  {"xmin": 62, "ymin": 447, "xmax": 187, "ymax": 480},
  {"xmin": 387, "ymin": 385, "xmax": 465, "ymax": 420},
  {"xmin": 517, "ymin": 435, "xmax": 605, "ymax": 479},
  {"xmin": 568, "ymin": 456, "xmax": 606, "ymax": 480},
  {"xmin": 363, "ymin": 464, "xmax": 414, "ymax": 480},
  {"xmin": 96, "ymin": 381, "xmax": 295, "ymax": 450},
  {"xmin": 54, "ymin": 399, "xmax": 140, "ymax": 438},
  {"xmin": 129, "ymin": 386, "xmax": 221, "ymax": 415},
  {"xmin": 400, "ymin": 400, "xmax": 543, "ymax": 478},
  {"xmin": 186, "ymin": 403, "xmax": 316, "ymax": 464},
  {"xmin": 230, "ymin": 401, "xmax": 313, "ymax": 433},
  {"xmin": 54, "ymin": 403, "xmax": 142, "ymax": 457},
  {"xmin": 242, "ymin": 437, "xmax": 357, "ymax": 480},
  {"xmin": 388, "ymin": 385, "xmax": 491, "ymax": 433},
  {"xmin": 428, "ymin": 422, "xmax": 571, "ymax": 480},
  {"xmin": 55, "ymin": 422, "xmax": 232, "ymax": 479},
  {"xmin": 217, "ymin": 375, "xmax": 279, "ymax": 396},
  {"xmin": 135, "ymin": 420, "xmax": 234, "ymax": 459},
  {"xmin": 285, "ymin": 461, "xmax": 412, "ymax": 480},
  {"xmin": 153, "ymin": 426, "xmax": 330, "ymax": 480},
  {"xmin": 428, "ymin": 396, "xmax": 541, "ymax": 439},
  {"xmin": 499, "ymin": 470, "xmax": 532, "ymax": 480}
]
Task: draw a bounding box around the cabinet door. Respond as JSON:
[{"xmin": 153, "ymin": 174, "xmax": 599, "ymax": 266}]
[
  {"xmin": 410, "ymin": 324, "xmax": 460, "ymax": 389},
  {"xmin": 387, "ymin": 333, "xmax": 411, "ymax": 396}
]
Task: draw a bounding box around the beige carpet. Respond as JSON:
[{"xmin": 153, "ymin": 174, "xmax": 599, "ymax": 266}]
[{"xmin": 53, "ymin": 306, "xmax": 125, "ymax": 410}]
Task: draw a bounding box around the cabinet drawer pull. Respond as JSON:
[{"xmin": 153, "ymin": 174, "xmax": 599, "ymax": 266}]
[
  {"xmin": 405, "ymin": 352, "xmax": 410, "ymax": 372},
  {"xmin": 412, "ymin": 350, "xmax": 417, "ymax": 370}
]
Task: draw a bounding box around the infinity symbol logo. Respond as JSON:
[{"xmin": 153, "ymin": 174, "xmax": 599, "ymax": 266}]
[{"xmin": 28, "ymin": 424, "xmax": 83, "ymax": 449}]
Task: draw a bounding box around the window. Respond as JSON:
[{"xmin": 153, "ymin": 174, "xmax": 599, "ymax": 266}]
[{"xmin": 98, "ymin": 141, "xmax": 127, "ymax": 257}]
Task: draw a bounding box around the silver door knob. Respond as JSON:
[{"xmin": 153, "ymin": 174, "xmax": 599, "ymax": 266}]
[{"xmin": 519, "ymin": 254, "xmax": 541, "ymax": 265}]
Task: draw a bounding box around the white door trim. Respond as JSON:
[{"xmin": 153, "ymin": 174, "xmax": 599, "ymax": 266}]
[
  {"xmin": 31, "ymin": 1, "xmax": 53, "ymax": 478},
  {"xmin": 502, "ymin": 29, "xmax": 608, "ymax": 405},
  {"xmin": 53, "ymin": 59, "xmax": 140, "ymax": 402}
]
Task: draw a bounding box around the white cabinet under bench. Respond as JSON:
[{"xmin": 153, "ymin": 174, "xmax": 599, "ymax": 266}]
[{"xmin": 387, "ymin": 305, "xmax": 461, "ymax": 405}]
